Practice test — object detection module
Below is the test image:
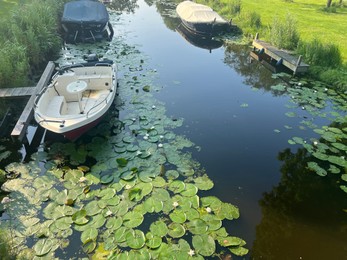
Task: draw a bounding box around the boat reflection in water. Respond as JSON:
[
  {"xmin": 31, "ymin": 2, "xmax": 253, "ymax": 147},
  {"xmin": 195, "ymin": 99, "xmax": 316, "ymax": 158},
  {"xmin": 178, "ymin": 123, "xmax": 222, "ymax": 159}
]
[{"xmin": 176, "ymin": 24, "xmax": 223, "ymax": 53}]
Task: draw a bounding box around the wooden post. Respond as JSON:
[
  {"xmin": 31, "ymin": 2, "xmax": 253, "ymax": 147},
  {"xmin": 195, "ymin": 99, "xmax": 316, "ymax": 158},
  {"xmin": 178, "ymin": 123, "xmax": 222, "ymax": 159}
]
[
  {"xmin": 255, "ymin": 32, "xmax": 259, "ymax": 40},
  {"xmin": 11, "ymin": 61, "xmax": 55, "ymax": 142},
  {"xmin": 293, "ymin": 55, "xmax": 303, "ymax": 76}
]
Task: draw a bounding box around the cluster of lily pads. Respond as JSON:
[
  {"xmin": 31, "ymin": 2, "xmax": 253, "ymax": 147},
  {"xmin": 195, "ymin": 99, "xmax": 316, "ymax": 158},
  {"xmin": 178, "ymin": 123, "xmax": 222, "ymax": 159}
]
[
  {"xmin": 0, "ymin": 23, "xmax": 248, "ymax": 259},
  {"xmin": 271, "ymin": 74, "xmax": 347, "ymax": 192}
]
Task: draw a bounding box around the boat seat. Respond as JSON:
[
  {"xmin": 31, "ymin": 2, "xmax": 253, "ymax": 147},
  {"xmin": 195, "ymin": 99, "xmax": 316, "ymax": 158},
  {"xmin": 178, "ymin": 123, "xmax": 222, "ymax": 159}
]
[{"xmin": 46, "ymin": 96, "xmax": 67, "ymax": 117}]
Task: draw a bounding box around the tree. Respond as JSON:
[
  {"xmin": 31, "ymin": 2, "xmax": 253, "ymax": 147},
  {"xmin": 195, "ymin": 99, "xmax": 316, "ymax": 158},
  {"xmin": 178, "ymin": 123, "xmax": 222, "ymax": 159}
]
[{"xmin": 326, "ymin": 0, "xmax": 332, "ymax": 7}]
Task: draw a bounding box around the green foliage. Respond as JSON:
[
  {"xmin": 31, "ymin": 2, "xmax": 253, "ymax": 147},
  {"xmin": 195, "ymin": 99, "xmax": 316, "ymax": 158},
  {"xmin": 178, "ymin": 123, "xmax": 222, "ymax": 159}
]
[
  {"xmin": 297, "ymin": 38, "xmax": 342, "ymax": 68},
  {"xmin": 270, "ymin": 13, "xmax": 300, "ymax": 50},
  {"xmin": 0, "ymin": 229, "xmax": 14, "ymax": 260},
  {"xmin": 0, "ymin": 0, "xmax": 64, "ymax": 88},
  {"xmin": 308, "ymin": 66, "xmax": 347, "ymax": 91},
  {"xmin": 227, "ymin": 0, "xmax": 242, "ymax": 15},
  {"xmin": 0, "ymin": 41, "xmax": 29, "ymax": 88}
]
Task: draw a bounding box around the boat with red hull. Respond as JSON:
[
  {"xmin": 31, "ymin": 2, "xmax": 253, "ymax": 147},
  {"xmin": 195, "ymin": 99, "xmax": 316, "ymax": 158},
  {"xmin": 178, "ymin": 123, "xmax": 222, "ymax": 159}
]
[{"xmin": 34, "ymin": 56, "xmax": 117, "ymax": 141}]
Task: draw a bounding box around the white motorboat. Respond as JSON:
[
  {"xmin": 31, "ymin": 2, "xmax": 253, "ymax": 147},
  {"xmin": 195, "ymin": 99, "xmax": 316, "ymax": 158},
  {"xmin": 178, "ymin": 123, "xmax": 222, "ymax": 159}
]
[{"xmin": 34, "ymin": 56, "xmax": 117, "ymax": 140}]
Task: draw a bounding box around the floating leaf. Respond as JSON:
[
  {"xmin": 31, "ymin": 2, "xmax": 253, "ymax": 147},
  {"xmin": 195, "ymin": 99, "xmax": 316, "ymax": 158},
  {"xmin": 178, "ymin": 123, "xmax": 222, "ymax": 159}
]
[
  {"xmin": 186, "ymin": 219, "xmax": 208, "ymax": 234},
  {"xmin": 229, "ymin": 246, "xmax": 249, "ymax": 256},
  {"xmin": 145, "ymin": 232, "xmax": 162, "ymax": 249},
  {"xmin": 307, "ymin": 162, "xmax": 327, "ymax": 176},
  {"xmin": 150, "ymin": 221, "xmax": 168, "ymax": 237},
  {"xmin": 123, "ymin": 212, "xmax": 144, "ymax": 228},
  {"xmin": 192, "ymin": 234, "xmax": 215, "ymax": 257},
  {"xmin": 126, "ymin": 230, "xmax": 145, "ymax": 249},
  {"xmin": 33, "ymin": 238, "xmax": 53, "ymax": 256},
  {"xmin": 144, "ymin": 197, "xmax": 163, "ymax": 213},
  {"xmin": 72, "ymin": 209, "xmax": 89, "ymax": 225},
  {"xmin": 81, "ymin": 227, "xmax": 98, "ymax": 244},
  {"xmin": 168, "ymin": 223, "xmax": 185, "ymax": 238},
  {"xmin": 181, "ymin": 183, "xmax": 198, "ymax": 197},
  {"xmin": 168, "ymin": 180, "xmax": 185, "ymax": 193},
  {"xmin": 116, "ymin": 158, "xmax": 128, "ymax": 167},
  {"xmin": 169, "ymin": 209, "xmax": 187, "ymax": 224},
  {"xmin": 194, "ymin": 175, "xmax": 214, "ymax": 191}
]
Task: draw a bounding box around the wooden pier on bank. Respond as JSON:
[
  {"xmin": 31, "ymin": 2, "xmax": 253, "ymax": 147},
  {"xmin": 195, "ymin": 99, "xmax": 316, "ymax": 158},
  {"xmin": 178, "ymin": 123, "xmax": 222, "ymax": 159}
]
[
  {"xmin": 251, "ymin": 33, "xmax": 309, "ymax": 75},
  {"xmin": 0, "ymin": 87, "xmax": 36, "ymax": 98},
  {"xmin": 10, "ymin": 61, "xmax": 55, "ymax": 142}
]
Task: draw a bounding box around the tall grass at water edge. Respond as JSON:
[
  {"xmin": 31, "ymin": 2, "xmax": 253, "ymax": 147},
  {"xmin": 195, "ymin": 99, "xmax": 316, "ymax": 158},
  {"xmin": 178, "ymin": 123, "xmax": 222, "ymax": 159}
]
[{"xmin": 0, "ymin": 0, "xmax": 65, "ymax": 88}]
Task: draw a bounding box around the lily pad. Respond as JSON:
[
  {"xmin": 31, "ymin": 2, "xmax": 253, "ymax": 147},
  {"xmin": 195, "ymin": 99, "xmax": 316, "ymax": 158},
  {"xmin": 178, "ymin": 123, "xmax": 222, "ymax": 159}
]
[
  {"xmin": 33, "ymin": 238, "xmax": 53, "ymax": 256},
  {"xmin": 194, "ymin": 175, "xmax": 214, "ymax": 191},
  {"xmin": 149, "ymin": 221, "xmax": 168, "ymax": 237},
  {"xmin": 123, "ymin": 212, "xmax": 144, "ymax": 228},
  {"xmin": 186, "ymin": 219, "xmax": 208, "ymax": 234},
  {"xmin": 81, "ymin": 227, "xmax": 98, "ymax": 244},
  {"xmin": 126, "ymin": 230, "xmax": 145, "ymax": 249},
  {"xmin": 169, "ymin": 209, "xmax": 187, "ymax": 223},
  {"xmin": 192, "ymin": 234, "xmax": 215, "ymax": 257},
  {"xmin": 168, "ymin": 223, "xmax": 185, "ymax": 238}
]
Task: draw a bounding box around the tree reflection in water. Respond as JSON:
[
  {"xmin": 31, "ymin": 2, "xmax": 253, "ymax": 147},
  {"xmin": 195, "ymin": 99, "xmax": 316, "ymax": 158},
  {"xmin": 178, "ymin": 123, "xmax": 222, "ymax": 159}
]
[{"xmin": 252, "ymin": 147, "xmax": 347, "ymax": 259}]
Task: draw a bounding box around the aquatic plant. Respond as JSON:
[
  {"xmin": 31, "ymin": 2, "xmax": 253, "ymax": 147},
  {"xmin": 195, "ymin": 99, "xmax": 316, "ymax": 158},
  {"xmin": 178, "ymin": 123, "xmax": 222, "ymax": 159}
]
[
  {"xmin": 0, "ymin": 25, "xmax": 248, "ymax": 259},
  {"xmin": 271, "ymin": 74, "xmax": 347, "ymax": 193}
]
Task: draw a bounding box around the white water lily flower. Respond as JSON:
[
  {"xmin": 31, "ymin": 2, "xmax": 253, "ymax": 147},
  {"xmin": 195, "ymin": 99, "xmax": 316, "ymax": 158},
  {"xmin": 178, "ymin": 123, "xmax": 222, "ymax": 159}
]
[
  {"xmin": 206, "ymin": 207, "xmax": 212, "ymax": 213},
  {"xmin": 79, "ymin": 177, "xmax": 87, "ymax": 183},
  {"xmin": 173, "ymin": 201, "xmax": 179, "ymax": 208},
  {"xmin": 131, "ymin": 118, "xmax": 136, "ymax": 122},
  {"xmin": 158, "ymin": 143, "xmax": 163, "ymax": 148},
  {"xmin": 188, "ymin": 249, "xmax": 195, "ymax": 257},
  {"xmin": 106, "ymin": 210, "xmax": 113, "ymax": 216},
  {"xmin": 136, "ymin": 151, "xmax": 142, "ymax": 155},
  {"xmin": 152, "ymin": 105, "xmax": 156, "ymax": 109},
  {"xmin": 1, "ymin": 197, "xmax": 12, "ymax": 204},
  {"xmin": 159, "ymin": 135, "xmax": 164, "ymax": 139},
  {"xmin": 125, "ymin": 184, "xmax": 132, "ymax": 190},
  {"xmin": 150, "ymin": 126, "xmax": 155, "ymax": 130},
  {"xmin": 313, "ymin": 141, "xmax": 318, "ymax": 146},
  {"xmin": 143, "ymin": 136, "xmax": 149, "ymax": 140}
]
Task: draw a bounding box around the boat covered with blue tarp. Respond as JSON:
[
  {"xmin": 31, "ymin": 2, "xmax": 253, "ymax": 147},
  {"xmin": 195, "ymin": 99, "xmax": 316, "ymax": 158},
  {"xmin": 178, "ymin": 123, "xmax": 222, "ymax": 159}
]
[{"xmin": 61, "ymin": 0, "xmax": 114, "ymax": 43}]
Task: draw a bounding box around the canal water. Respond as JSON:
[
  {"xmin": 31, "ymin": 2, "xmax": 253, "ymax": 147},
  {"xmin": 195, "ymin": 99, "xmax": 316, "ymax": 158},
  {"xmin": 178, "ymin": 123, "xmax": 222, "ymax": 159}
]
[
  {"xmin": 105, "ymin": 1, "xmax": 347, "ymax": 259},
  {"xmin": 1, "ymin": 0, "xmax": 346, "ymax": 259}
]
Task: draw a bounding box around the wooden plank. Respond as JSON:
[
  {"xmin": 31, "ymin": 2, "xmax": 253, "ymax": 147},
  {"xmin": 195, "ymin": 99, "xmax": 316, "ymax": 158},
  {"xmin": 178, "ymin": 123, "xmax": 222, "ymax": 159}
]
[
  {"xmin": 0, "ymin": 87, "xmax": 36, "ymax": 98},
  {"xmin": 11, "ymin": 61, "xmax": 55, "ymax": 141},
  {"xmin": 252, "ymin": 39, "xmax": 309, "ymax": 74}
]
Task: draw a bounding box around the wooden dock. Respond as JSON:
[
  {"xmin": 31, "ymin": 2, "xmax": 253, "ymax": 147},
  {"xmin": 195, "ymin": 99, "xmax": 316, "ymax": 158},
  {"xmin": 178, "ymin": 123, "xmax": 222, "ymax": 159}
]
[
  {"xmin": 0, "ymin": 87, "xmax": 36, "ymax": 98},
  {"xmin": 11, "ymin": 61, "xmax": 55, "ymax": 142},
  {"xmin": 252, "ymin": 34, "xmax": 309, "ymax": 75}
]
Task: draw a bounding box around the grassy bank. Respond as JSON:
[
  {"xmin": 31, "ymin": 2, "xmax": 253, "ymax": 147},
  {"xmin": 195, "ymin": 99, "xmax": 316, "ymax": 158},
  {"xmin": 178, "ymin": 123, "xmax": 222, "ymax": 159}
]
[{"xmin": 200, "ymin": 0, "xmax": 347, "ymax": 63}]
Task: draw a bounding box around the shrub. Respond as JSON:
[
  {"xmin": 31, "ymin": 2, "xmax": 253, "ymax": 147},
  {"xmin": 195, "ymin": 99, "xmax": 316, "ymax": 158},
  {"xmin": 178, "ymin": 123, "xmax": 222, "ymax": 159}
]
[
  {"xmin": 0, "ymin": 42, "xmax": 29, "ymax": 88},
  {"xmin": 296, "ymin": 38, "xmax": 342, "ymax": 68},
  {"xmin": 270, "ymin": 13, "xmax": 299, "ymax": 50}
]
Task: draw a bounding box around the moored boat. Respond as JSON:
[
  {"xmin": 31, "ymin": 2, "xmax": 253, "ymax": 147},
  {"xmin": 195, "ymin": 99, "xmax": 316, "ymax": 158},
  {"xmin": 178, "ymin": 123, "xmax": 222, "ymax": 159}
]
[
  {"xmin": 61, "ymin": 0, "xmax": 114, "ymax": 43},
  {"xmin": 34, "ymin": 55, "xmax": 117, "ymax": 141},
  {"xmin": 176, "ymin": 1, "xmax": 231, "ymax": 36}
]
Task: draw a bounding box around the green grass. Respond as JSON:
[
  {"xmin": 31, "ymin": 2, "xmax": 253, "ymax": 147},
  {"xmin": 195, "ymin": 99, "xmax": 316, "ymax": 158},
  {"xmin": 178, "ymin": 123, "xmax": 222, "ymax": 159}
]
[
  {"xmin": 205, "ymin": 0, "xmax": 347, "ymax": 63},
  {"xmin": 0, "ymin": 0, "xmax": 26, "ymax": 17}
]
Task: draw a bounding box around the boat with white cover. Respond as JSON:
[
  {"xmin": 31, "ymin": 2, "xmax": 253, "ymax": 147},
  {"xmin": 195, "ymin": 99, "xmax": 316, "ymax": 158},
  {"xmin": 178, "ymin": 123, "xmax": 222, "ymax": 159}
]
[
  {"xmin": 176, "ymin": 1, "xmax": 231, "ymax": 36},
  {"xmin": 34, "ymin": 56, "xmax": 117, "ymax": 140}
]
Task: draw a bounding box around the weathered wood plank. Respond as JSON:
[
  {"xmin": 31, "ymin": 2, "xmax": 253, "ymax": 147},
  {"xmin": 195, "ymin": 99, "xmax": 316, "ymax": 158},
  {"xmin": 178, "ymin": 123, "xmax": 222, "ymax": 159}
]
[
  {"xmin": 0, "ymin": 87, "xmax": 36, "ymax": 98},
  {"xmin": 252, "ymin": 38, "xmax": 309, "ymax": 75},
  {"xmin": 11, "ymin": 61, "xmax": 55, "ymax": 141}
]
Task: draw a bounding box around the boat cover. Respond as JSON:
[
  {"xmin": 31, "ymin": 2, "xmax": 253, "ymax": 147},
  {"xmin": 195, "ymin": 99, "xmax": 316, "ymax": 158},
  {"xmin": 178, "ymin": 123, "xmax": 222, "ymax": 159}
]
[
  {"xmin": 176, "ymin": 1, "xmax": 227, "ymax": 24},
  {"xmin": 62, "ymin": 0, "xmax": 109, "ymax": 24}
]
